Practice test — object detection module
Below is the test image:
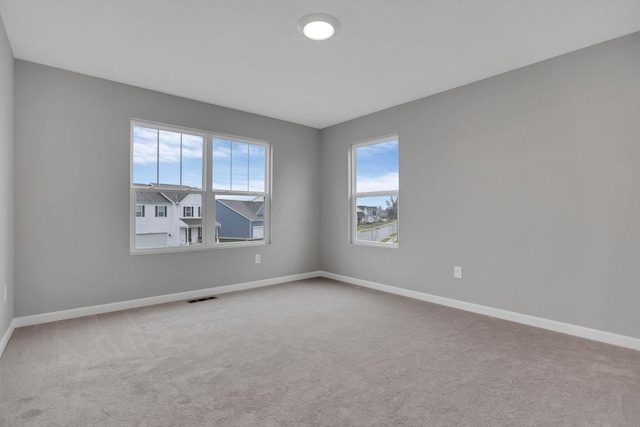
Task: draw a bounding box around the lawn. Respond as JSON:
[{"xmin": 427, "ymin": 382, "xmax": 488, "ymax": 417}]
[{"xmin": 357, "ymin": 219, "xmax": 396, "ymax": 232}]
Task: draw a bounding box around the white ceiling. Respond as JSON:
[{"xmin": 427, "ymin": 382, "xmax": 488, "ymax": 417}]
[{"xmin": 1, "ymin": 1, "xmax": 640, "ymax": 129}]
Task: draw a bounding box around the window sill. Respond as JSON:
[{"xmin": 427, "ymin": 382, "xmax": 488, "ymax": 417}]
[
  {"xmin": 351, "ymin": 241, "xmax": 398, "ymax": 249},
  {"xmin": 130, "ymin": 240, "xmax": 267, "ymax": 255}
]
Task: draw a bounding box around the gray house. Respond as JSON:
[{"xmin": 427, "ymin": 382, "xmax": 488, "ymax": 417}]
[{"xmin": 216, "ymin": 199, "xmax": 264, "ymax": 241}]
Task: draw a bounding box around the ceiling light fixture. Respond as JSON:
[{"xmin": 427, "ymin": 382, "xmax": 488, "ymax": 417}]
[{"xmin": 298, "ymin": 13, "xmax": 341, "ymax": 41}]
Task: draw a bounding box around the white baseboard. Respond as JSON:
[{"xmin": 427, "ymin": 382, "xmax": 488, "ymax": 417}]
[
  {"xmin": 8, "ymin": 270, "xmax": 640, "ymax": 353},
  {"xmin": 319, "ymin": 271, "xmax": 640, "ymax": 351},
  {"xmin": 0, "ymin": 318, "xmax": 16, "ymax": 358},
  {"xmin": 14, "ymin": 271, "xmax": 322, "ymax": 328}
]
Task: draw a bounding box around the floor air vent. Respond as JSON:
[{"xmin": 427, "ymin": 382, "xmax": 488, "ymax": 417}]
[{"xmin": 187, "ymin": 296, "xmax": 218, "ymax": 303}]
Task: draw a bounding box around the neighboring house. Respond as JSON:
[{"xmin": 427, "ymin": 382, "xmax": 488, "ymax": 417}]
[
  {"xmin": 356, "ymin": 205, "xmax": 380, "ymax": 224},
  {"xmin": 216, "ymin": 199, "xmax": 264, "ymax": 240},
  {"xmin": 135, "ymin": 186, "xmax": 219, "ymax": 248}
]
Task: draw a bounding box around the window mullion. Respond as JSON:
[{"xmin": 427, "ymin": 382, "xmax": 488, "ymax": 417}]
[
  {"xmin": 204, "ymin": 135, "xmax": 216, "ymax": 247},
  {"xmin": 155, "ymin": 129, "xmax": 160, "ymax": 186},
  {"xmin": 132, "ymin": 121, "xmax": 270, "ymax": 253}
]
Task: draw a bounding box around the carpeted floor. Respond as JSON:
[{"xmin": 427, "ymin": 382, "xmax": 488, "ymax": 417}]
[{"xmin": 1, "ymin": 278, "xmax": 639, "ymax": 426}]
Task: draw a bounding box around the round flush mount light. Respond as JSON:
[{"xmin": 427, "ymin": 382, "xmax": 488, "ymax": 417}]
[{"xmin": 297, "ymin": 13, "xmax": 341, "ymax": 41}]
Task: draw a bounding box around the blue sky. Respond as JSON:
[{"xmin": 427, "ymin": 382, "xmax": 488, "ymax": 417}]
[
  {"xmin": 133, "ymin": 127, "xmax": 265, "ymax": 192},
  {"xmin": 355, "ymin": 139, "xmax": 399, "ymax": 211},
  {"xmin": 212, "ymin": 139, "xmax": 265, "ymax": 192},
  {"xmin": 133, "ymin": 126, "xmax": 203, "ymax": 188},
  {"xmin": 134, "ymin": 126, "xmax": 395, "ymax": 214}
]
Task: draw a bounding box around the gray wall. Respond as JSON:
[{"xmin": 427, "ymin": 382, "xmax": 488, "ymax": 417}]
[
  {"xmin": 320, "ymin": 32, "xmax": 640, "ymax": 339},
  {"xmin": 14, "ymin": 61, "xmax": 321, "ymax": 317},
  {"xmin": 0, "ymin": 15, "xmax": 14, "ymax": 340},
  {"xmin": 9, "ymin": 30, "xmax": 640, "ymax": 341}
]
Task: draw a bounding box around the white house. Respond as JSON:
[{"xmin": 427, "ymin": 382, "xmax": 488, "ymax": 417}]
[
  {"xmin": 356, "ymin": 205, "xmax": 381, "ymax": 224},
  {"xmin": 135, "ymin": 191, "xmax": 211, "ymax": 248}
]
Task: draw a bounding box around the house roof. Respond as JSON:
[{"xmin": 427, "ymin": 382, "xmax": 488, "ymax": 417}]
[
  {"xmin": 180, "ymin": 218, "xmax": 221, "ymax": 228},
  {"xmin": 216, "ymin": 199, "xmax": 264, "ymax": 222},
  {"xmin": 161, "ymin": 192, "xmax": 190, "ymax": 203},
  {"xmin": 136, "ymin": 192, "xmax": 171, "ymax": 204},
  {"xmin": 135, "ymin": 188, "xmax": 192, "ymax": 204},
  {"xmin": 180, "ymin": 218, "xmax": 201, "ymax": 227}
]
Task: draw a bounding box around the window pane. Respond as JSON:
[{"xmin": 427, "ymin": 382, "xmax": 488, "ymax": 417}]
[
  {"xmin": 249, "ymin": 144, "xmax": 266, "ymax": 192},
  {"xmin": 182, "ymin": 134, "xmax": 203, "ymax": 189},
  {"xmin": 132, "ymin": 126, "xmax": 158, "ymax": 185},
  {"xmin": 215, "ymin": 195, "xmax": 265, "ymax": 243},
  {"xmin": 231, "ymin": 141, "xmax": 249, "ymax": 191},
  {"xmin": 212, "ymin": 139, "xmax": 231, "ymax": 190},
  {"xmin": 356, "ymin": 140, "xmax": 399, "ymax": 193},
  {"xmin": 213, "ymin": 139, "xmax": 265, "ymax": 192},
  {"xmin": 132, "ymin": 121, "xmax": 270, "ymax": 253},
  {"xmin": 135, "ymin": 191, "xmax": 202, "ymax": 248},
  {"xmin": 355, "ymin": 195, "xmax": 398, "ymax": 244},
  {"xmin": 158, "ymin": 130, "xmax": 181, "ymax": 186}
]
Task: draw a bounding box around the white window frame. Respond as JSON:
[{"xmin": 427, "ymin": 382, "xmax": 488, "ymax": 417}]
[
  {"xmin": 183, "ymin": 206, "xmax": 194, "ymax": 218},
  {"xmin": 211, "ymin": 134, "xmax": 271, "ymax": 244},
  {"xmin": 136, "ymin": 205, "xmax": 145, "ymax": 218},
  {"xmin": 349, "ymin": 135, "xmax": 399, "ymax": 248},
  {"xmin": 155, "ymin": 205, "xmax": 167, "ymax": 217},
  {"xmin": 130, "ymin": 120, "xmax": 271, "ymax": 254}
]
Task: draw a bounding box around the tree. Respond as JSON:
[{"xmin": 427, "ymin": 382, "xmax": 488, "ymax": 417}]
[{"xmin": 385, "ymin": 195, "xmax": 398, "ymax": 220}]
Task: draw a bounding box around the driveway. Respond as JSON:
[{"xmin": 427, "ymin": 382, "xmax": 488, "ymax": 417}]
[{"xmin": 357, "ymin": 222, "xmax": 397, "ymax": 243}]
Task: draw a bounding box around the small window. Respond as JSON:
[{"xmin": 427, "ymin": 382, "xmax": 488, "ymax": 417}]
[
  {"xmin": 155, "ymin": 206, "xmax": 167, "ymax": 217},
  {"xmin": 183, "ymin": 206, "xmax": 194, "ymax": 217},
  {"xmin": 350, "ymin": 136, "xmax": 399, "ymax": 246},
  {"xmin": 136, "ymin": 205, "xmax": 145, "ymax": 217}
]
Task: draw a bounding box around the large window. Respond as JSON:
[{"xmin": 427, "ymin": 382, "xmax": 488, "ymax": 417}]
[
  {"xmin": 131, "ymin": 120, "xmax": 270, "ymax": 253},
  {"xmin": 350, "ymin": 136, "xmax": 399, "ymax": 246}
]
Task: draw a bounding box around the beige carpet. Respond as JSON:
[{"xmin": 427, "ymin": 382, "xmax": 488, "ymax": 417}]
[{"xmin": 1, "ymin": 278, "xmax": 639, "ymax": 426}]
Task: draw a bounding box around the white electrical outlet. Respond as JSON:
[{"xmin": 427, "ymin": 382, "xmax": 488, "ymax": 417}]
[
  {"xmin": 454, "ymin": 266, "xmax": 463, "ymax": 279},
  {"xmin": 255, "ymin": 254, "xmax": 261, "ymax": 264}
]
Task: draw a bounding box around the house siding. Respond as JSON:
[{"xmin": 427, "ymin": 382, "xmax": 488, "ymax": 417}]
[{"xmin": 216, "ymin": 202, "xmax": 252, "ymax": 239}]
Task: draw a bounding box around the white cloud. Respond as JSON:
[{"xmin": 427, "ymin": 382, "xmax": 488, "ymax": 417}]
[
  {"xmin": 132, "ymin": 127, "xmax": 158, "ymax": 164},
  {"xmin": 232, "ymin": 141, "xmax": 249, "ymax": 155},
  {"xmin": 357, "ymin": 140, "xmax": 398, "ymax": 158},
  {"xmin": 133, "ymin": 129, "xmax": 203, "ymax": 165},
  {"xmin": 213, "ymin": 139, "xmax": 240, "ymax": 160},
  {"xmin": 357, "ymin": 172, "xmax": 399, "ymax": 192}
]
